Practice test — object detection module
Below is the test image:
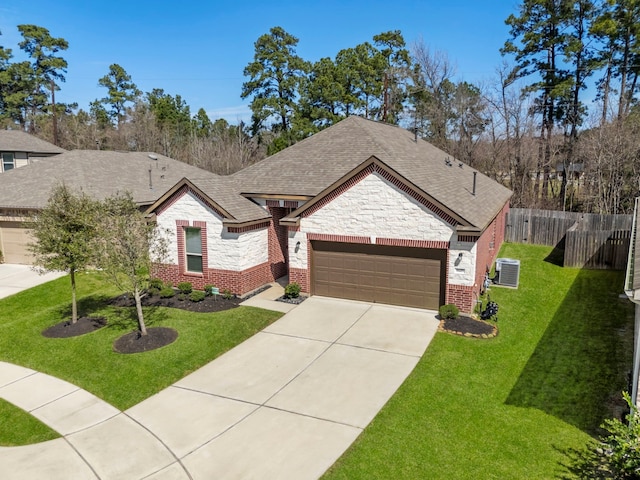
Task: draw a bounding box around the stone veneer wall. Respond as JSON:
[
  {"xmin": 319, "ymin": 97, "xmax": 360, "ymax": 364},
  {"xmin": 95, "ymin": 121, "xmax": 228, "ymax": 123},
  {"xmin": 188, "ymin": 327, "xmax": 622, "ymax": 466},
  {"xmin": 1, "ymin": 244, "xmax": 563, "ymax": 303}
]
[{"xmin": 153, "ymin": 189, "xmax": 271, "ymax": 295}]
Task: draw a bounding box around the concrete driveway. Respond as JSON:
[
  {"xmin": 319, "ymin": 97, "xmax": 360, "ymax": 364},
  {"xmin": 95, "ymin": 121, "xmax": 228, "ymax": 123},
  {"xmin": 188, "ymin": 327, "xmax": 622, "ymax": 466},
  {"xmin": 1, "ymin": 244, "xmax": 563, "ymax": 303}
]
[
  {"xmin": 0, "ymin": 296, "xmax": 440, "ymax": 479},
  {"xmin": 0, "ymin": 264, "xmax": 66, "ymax": 300}
]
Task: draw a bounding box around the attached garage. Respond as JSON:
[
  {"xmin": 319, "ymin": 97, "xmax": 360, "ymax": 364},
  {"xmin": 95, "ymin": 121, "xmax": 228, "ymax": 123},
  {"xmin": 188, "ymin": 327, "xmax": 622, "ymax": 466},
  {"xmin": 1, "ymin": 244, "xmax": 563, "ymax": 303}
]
[
  {"xmin": 0, "ymin": 222, "xmax": 33, "ymax": 265},
  {"xmin": 311, "ymin": 241, "xmax": 446, "ymax": 310}
]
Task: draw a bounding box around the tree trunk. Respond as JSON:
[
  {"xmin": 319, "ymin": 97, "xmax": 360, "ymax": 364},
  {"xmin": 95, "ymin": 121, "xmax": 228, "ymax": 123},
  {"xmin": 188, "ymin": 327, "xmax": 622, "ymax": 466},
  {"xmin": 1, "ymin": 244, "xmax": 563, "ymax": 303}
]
[
  {"xmin": 70, "ymin": 269, "xmax": 78, "ymax": 324},
  {"xmin": 601, "ymin": 46, "xmax": 613, "ymax": 125},
  {"xmin": 133, "ymin": 286, "xmax": 147, "ymax": 336}
]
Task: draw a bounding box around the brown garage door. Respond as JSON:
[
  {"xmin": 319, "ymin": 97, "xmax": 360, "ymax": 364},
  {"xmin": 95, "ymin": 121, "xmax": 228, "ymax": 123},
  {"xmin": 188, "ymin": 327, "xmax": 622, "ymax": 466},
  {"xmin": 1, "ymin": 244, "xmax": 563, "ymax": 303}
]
[
  {"xmin": 0, "ymin": 222, "xmax": 33, "ymax": 264},
  {"xmin": 311, "ymin": 241, "xmax": 445, "ymax": 310}
]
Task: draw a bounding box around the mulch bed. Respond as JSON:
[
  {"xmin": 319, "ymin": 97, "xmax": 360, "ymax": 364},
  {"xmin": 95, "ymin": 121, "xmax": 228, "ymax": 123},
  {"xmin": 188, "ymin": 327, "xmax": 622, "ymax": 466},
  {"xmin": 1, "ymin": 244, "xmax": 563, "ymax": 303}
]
[
  {"xmin": 113, "ymin": 327, "xmax": 178, "ymax": 354},
  {"xmin": 108, "ymin": 292, "xmax": 242, "ymax": 313},
  {"xmin": 276, "ymin": 295, "xmax": 308, "ymax": 305},
  {"xmin": 42, "ymin": 317, "xmax": 107, "ymax": 338},
  {"xmin": 44, "ymin": 286, "xmax": 267, "ymax": 352},
  {"xmin": 439, "ymin": 315, "xmax": 497, "ymax": 338}
]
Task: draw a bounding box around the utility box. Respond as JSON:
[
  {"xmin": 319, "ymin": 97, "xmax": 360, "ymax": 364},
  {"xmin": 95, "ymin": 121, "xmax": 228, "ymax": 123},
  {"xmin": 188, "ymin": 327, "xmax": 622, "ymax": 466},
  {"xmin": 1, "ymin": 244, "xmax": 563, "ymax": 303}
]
[{"xmin": 495, "ymin": 258, "xmax": 520, "ymax": 288}]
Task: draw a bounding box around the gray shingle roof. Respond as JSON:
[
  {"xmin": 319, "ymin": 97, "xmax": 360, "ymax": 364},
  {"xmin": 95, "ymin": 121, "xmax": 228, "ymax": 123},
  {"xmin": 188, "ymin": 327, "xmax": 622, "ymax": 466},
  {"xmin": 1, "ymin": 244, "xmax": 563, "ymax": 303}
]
[
  {"xmin": 233, "ymin": 116, "xmax": 512, "ymax": 230},
  {"xmin": 181, "ymin": 176, "xmax": 270, "ymax": 224},
  {"xmin": 0, "ymin": 150, "xmax": 219, "ymax": 209},
  {"xmin": 0, "ymin": 130, "xmax": 66, "ymax": 154}
]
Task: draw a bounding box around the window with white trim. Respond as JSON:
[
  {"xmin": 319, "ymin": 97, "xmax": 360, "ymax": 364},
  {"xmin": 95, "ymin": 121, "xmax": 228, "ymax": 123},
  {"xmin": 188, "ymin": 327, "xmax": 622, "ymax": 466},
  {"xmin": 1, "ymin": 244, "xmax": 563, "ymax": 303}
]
[
  {"xmin": 185, "ymin": 227, "xmax": 203, "ymax": 273},
  {"xmin": 2, "ymin": 153, "xmax": 15, "ymax": 172}
]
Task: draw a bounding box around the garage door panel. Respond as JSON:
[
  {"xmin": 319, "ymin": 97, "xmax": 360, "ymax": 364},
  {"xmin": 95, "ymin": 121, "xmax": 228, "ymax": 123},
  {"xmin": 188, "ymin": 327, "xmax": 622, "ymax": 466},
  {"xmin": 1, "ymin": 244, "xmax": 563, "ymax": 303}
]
[
  {"xmin": 1, "ymin": 222, "xmax": 33, "ymax": 265},
  {"xmin": 312, "ymin": 241, "xmax": 444, "ymax": 310}
]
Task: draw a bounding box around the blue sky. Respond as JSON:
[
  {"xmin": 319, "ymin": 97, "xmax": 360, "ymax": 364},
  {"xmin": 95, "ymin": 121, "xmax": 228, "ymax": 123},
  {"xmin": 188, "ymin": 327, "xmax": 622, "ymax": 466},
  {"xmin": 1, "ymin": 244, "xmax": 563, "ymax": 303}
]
[{"xmin": 1, "ymin": 1, "xmax": 520, "ymax": 123}]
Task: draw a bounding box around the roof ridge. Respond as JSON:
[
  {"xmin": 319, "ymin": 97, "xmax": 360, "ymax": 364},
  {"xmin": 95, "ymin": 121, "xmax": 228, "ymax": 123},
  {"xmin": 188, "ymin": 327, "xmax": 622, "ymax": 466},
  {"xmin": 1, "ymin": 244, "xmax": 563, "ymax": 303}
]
[{"xmin": 352, "ymin": 116, "xmax": 398, "ymax": 159}]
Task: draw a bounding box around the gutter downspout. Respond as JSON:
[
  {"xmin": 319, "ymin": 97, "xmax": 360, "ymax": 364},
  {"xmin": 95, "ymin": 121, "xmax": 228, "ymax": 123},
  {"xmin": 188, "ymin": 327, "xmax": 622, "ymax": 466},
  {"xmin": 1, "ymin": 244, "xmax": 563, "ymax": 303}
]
[{"xmin": 624, "ymin": 197, "xmax": 640, "ymax": 405}]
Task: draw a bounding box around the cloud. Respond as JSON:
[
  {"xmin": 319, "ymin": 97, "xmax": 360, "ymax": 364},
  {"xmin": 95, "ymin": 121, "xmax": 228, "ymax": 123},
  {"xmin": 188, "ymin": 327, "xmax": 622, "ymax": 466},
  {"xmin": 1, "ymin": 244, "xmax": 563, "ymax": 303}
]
[{"xmin": 207, "ymin": 105, "xmax": 251, "ymax": 123}]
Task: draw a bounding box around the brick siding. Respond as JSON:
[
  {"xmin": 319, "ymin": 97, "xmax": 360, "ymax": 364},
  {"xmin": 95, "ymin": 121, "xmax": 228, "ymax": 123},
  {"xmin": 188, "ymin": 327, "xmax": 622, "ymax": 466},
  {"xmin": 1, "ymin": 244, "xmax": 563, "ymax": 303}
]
[{"xmin": 153, "ymin": 261, "xmax": 273, "ymax": 296}]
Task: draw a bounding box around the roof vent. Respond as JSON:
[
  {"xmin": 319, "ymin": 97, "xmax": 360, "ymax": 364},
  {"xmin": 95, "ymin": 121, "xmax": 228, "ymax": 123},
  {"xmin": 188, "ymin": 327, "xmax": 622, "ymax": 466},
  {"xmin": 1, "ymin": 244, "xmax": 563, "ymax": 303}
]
[
  {"xmin": 459, "ymin": 162, "xmax": 463, "ymax": 168},
  {"xmin": 148, "ymin": 154, "xmax": 158, "ymax": 160},
  {"xmin": 445, "ymin": 157, "xmax": 452, "ymax": 167}
]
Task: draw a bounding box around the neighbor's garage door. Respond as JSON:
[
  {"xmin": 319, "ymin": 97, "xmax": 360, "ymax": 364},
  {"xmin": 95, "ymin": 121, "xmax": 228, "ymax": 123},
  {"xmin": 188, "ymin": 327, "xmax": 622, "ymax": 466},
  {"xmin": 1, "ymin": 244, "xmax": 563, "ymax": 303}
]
[
  {"xmin": 0, "ymin": 222, "xmax": 33, "ymax": 264},
  {"xmin": 311, "ymin": 241, "xmax": 445, "ymax": 310}
]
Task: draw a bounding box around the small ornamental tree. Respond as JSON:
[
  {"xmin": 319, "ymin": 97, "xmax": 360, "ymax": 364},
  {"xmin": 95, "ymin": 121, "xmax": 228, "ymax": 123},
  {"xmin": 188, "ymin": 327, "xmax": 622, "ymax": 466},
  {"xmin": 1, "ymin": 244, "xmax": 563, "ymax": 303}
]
[
  {"xmin": 27, "ymin": 184, "xmax": 99, "ymax": 324},
  {"xmin": 95, "ymin": 192, "xmax": 168, "ymax": 336}
]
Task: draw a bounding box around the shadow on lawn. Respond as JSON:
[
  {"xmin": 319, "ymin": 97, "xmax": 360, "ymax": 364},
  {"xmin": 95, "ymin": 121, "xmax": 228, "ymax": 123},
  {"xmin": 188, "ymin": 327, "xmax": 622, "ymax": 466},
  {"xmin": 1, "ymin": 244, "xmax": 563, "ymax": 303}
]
[
  {"xmin": 504, "ymin": 268, "xmax": 634, "ymax": 435},
  {"xmin": 55, "ymin": 294, "xmax": 111, "ymax": 320},
  {"xmin": 55, "ymin": 294, "xmax": 169, "ymax": 332},
  {"xmin": 107, "ymin": 305, "xmax": 169, "ymax": 332}
]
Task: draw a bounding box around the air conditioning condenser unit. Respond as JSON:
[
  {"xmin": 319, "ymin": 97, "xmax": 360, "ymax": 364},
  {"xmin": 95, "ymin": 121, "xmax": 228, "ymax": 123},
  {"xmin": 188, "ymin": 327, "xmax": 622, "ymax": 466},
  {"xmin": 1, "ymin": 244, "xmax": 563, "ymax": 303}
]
[{"xmin": 495, "ymin": 258, "xmax": 520, "ymax": 288}]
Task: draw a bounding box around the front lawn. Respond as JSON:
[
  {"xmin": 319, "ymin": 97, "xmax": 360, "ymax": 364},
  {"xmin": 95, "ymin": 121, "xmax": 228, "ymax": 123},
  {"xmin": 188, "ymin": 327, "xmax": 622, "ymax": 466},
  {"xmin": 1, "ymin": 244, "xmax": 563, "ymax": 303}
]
[
  {"xmin": 0, "ymin": 272, "xmax": 281, "ymax": 428},
  {"xmin": 323, "ymin": 243, "xmax": 635, "ymax": 479},
  {"xmin": 0, "ymin": 399, "xmax": 59, "ymax": 446}
]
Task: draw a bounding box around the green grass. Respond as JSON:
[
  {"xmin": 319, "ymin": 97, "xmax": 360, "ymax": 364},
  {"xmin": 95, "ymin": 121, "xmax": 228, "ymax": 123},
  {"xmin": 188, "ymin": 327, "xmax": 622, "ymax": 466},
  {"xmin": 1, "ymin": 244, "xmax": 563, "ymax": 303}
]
[
  {"xmin": 323, "ymin": 243, "xmax": 635, "ymax": 479},
  {"xmin": 0, "ymin": 272, "xmax": 282, "ymax": 444},
  {"xmin": 0, "ymin": 399, "xmax": 59, "ymax": 445}
]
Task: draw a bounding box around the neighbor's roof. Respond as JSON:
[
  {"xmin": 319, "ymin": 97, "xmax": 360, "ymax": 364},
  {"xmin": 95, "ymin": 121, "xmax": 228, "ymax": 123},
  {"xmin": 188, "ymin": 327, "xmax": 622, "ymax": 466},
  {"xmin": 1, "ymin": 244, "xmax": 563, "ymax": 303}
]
[
  {"xmin": 0, "ymin": 130, "xmax": 66, "ymax": 154},
  {"xmin": 233, "ymin": 115, "xmax": 512, "ymax": 231},
  {"xmin": 0, "ymin": 150, "xmax": 220, "ymax": 209}
]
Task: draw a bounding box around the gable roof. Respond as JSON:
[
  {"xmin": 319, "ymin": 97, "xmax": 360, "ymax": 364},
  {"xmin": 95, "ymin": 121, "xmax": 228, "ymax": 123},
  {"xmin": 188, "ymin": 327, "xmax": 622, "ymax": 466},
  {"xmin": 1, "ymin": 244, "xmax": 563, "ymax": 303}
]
[
  {"xmin": 233, "ymin": 115, "xmax": 512, "ymax": 231},
  {"xmin": 147, "ymin": 176, "xmax": 270, "ymax": 226},
  {"xmin": 0, "ymin": 130, "xmax": 66, "ymax": 154},
  {"xmin": 0, "ymin": 150, "xmax": 219, "ymax": 210},
  {"xmin": 280, "ymin": 156, "xmax": 467, "ymax": 229}
]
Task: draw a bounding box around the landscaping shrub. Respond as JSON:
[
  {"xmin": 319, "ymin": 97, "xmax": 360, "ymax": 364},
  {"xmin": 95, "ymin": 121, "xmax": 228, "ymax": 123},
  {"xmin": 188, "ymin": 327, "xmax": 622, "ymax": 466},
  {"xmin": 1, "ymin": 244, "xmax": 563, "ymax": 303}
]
[
  {"xmin": 439, "ymin": 304, "xmax": 459, "ymax": 320},
  {"xmin": 189, "ymin": 290, "xmax": 206, "ymax": 302},
  {"xmin": 203, "ymin": 284, "xmax": 216, "ymax": 296},
  {"xmin": 222, "ymin": 288, "xmax": 233, "ymax": 300},
  {"xmin": 177, "ymin": 293, "xmax": 187, "ymax": 301},
  {"xmin": 159, "ymin": 287, "xmax": 175, "ymax": 298},
  {"xmin": 148, "ymin": 286, "xmax": 161, "ymax": 296},
  {"xmin": 149, "ymin": 278, "xmax": 164, "ymax": 290},
  {"xmin": 177, "ymin": 282, "xmax": 192, "ymax": 294},
  {"xmin": 284, "ymin": 282, "xmax": 301, "ymax": 299}
]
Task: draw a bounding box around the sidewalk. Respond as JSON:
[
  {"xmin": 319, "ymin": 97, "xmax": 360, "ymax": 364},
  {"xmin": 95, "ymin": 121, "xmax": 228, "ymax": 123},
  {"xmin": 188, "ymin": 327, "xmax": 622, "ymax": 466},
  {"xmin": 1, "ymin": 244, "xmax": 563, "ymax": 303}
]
[{"xmin": 239, "ymin": 277, "xmax": 298, "ymax": 313}]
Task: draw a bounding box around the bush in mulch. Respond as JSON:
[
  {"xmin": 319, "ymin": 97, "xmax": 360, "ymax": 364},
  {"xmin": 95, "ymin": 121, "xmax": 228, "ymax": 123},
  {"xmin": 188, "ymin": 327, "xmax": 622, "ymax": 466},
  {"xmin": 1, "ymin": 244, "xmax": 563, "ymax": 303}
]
[
  {"xmin": 277, "ymin": 294, "xmax": 307, "ymax": 305},
  {"xmin": 42, "ymin": 317, "xmax": 107, "ymax": 338},
  {"xmin": 109, "ymin": 291, "xmax": 242, "ymax": 313},
  {"xmin": 113, "ymin": 327, "xmax": 178, "ymax": 354},
  {"xmin": 439, "ymin": 315, "xmax": 497, "ymax": 339}
]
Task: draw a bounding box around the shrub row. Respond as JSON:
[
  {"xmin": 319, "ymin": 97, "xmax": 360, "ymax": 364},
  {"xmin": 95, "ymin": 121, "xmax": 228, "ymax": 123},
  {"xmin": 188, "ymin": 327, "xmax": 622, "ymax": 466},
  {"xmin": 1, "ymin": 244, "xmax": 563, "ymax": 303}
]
[{"xmin": 149, "ymin": 279, "xmax": 235, "ymax": 302}]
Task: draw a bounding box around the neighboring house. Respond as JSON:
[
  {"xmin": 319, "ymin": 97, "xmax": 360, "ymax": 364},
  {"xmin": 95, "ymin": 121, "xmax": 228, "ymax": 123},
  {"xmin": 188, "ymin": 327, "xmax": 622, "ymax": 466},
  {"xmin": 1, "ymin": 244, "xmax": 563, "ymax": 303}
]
[
  {"xmin": 148, "ymin": 116, "xmax": 512, "ymax": 312},
  {"xmin": 0, "ymin": 130, "xmax": 65, "ymax": 172},
  {"xmin": 624, "ymin": 197, "xmax": 640, "ymax": 405},
  {"xmin": 0, "ymin": 150, "xmax": 216, "ymax": 264}
]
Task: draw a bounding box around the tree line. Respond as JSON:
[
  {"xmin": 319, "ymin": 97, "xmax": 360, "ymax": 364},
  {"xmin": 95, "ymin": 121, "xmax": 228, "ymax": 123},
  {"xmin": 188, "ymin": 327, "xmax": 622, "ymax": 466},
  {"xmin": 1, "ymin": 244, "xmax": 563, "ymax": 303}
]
[{"xmin": 2, "ymin": 1, "xmax": 640, "ymax": 213}]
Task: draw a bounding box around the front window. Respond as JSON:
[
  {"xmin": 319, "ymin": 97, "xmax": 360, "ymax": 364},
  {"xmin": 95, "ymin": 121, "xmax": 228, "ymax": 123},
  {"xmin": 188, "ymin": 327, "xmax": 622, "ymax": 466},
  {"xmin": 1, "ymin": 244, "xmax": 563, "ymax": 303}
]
[
  {"xmin": 185, "ymin": 227, "xmax": 202, "ymax": 273},
  {"xmin": 2, "ymin": 153, "xmax": 14, "ymax": 172}
]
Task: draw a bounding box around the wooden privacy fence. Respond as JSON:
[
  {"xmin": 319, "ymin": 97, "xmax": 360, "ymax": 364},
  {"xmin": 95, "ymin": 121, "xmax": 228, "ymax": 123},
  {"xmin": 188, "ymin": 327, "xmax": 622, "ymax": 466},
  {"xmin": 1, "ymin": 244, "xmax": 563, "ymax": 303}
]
[{"xmin": 505, "ymin": 208, "xmax": 632, "ymax": 269}]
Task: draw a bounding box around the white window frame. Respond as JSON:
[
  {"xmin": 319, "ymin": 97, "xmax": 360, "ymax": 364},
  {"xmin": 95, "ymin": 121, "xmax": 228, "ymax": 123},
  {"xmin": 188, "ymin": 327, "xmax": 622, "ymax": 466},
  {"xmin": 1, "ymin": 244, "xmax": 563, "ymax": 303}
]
[
  {"xmin": 184, "ymin": 227, "xmax": 203, "ymax": 273},
  {"xmin": 2, "ymin": 152, "xmax": 15, "ymax": 172}
]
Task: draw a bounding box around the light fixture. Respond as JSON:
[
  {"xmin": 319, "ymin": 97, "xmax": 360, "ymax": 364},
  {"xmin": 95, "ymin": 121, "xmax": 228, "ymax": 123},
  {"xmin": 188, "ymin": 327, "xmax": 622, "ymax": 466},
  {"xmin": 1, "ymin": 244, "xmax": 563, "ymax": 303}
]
[
  {"xmin": 295, "ymin": 241, "xmax": 301, "ymax": 253},
  {"xmin": 454, "ymin": 252, "xmax": 463, "ymax": 266}
]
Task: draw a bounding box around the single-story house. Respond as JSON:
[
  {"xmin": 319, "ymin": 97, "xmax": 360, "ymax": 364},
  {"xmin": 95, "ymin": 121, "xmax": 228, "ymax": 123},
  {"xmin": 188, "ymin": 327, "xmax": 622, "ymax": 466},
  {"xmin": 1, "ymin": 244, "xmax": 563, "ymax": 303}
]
[
  {"xmin": 0, "ymin": 149, "xmax": 216, "ymax": 264},
  {"xmin": 0, "ymin": 129, "xmax": 65, "ymax": 172},
  {"xmin": 147, "ymin": 116, "xmax": 512, "ymax": 312},
  {"xmin": 624, "ymin": 197, "xmax": 640, "ymax": 405}
]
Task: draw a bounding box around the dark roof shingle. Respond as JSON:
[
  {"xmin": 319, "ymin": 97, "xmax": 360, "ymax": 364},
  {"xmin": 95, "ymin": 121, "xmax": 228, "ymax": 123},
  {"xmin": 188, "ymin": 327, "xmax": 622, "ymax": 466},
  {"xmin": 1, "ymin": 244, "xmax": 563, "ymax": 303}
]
[
  {"xmin": 0, "ymin": 150, "xmax": 217, "ymax": 209},
  {"xmin": 233, "ymin": 116, "xmax": 512, "ymax": 230}
]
